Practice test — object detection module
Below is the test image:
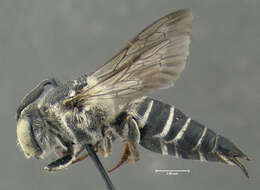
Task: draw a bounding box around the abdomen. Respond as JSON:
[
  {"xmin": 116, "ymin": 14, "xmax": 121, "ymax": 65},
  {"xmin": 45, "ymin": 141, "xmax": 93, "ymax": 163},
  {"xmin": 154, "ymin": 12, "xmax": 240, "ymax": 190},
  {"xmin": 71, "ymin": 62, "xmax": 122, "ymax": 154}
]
[{"xmin": 132, "ymin": 97, "xmax": 250, "ymax": 177}]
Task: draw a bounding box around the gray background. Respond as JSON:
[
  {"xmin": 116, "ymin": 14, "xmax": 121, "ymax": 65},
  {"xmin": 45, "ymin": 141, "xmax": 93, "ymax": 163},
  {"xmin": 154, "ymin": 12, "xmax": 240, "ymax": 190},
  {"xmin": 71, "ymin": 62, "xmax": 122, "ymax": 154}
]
[{"xmin": 0, "ymin": 0, "xmax": 259, "ymax": 190}]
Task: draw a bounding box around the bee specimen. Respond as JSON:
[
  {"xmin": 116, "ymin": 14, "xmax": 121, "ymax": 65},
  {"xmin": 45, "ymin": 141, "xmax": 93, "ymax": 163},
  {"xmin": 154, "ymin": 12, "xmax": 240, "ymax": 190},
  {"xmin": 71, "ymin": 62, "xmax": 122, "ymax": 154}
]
[{"xmin": 16, "ymin": 9, "xmax": 250, "ymax": 180}]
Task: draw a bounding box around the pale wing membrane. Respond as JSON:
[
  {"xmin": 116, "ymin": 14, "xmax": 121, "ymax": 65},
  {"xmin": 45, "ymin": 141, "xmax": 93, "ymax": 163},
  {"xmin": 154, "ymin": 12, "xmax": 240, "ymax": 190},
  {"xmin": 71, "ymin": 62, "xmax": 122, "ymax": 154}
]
[{"xmin": 71, "ymin": 9, "xmax": 193, "ymax": 104}]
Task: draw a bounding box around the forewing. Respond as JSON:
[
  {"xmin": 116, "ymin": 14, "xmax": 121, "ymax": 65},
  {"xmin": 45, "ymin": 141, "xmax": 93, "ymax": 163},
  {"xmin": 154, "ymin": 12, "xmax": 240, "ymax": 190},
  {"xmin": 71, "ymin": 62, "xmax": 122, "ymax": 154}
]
[{"xmin": 67, "ymin": 9, "xmax": 193, "ymax": 105}]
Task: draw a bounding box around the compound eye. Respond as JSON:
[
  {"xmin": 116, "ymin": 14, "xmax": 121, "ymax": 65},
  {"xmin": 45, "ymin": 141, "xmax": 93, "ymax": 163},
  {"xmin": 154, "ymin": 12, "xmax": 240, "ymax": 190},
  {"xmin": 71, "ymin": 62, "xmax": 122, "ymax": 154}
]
[{"xmin": 17, "ymin": 78, "xmax": 57, "ymax": 120}]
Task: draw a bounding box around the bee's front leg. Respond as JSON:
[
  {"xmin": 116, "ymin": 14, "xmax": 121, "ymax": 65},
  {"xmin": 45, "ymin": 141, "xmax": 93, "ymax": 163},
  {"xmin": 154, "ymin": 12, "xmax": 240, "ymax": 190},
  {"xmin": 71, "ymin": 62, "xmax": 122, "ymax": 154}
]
[
  {"xmin": 43, "ymin": 145, "xmax": 84, "ymax": 172},
  {"xmin": 43, "ymin": 154, "xmax": 73, "ymax": 172},
  {"xmin": 96, "ymin": 129, "xmax": 114, "ymax": 158}
]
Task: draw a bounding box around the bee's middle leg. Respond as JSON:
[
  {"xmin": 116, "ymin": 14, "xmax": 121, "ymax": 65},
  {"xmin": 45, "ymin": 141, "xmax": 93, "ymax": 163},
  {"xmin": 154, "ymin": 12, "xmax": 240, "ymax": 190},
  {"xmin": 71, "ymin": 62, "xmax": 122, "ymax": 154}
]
[{"xmin": 117, "ymin": 115, "xmax": 141, "ymax": 162}]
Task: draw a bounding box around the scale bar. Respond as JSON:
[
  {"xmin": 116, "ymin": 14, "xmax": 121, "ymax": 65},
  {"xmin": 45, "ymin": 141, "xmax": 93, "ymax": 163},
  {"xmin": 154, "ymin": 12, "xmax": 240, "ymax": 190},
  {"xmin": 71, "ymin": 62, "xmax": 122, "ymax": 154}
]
[{"xmin": 155, "ymin": 169, "xmax": 190, "ymax": 175}]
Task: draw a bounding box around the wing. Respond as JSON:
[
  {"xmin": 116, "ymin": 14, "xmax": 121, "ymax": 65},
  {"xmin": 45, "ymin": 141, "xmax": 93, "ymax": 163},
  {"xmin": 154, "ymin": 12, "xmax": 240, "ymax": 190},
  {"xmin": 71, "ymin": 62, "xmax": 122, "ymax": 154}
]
[{"xmin": 65, "ymin": 9, "xmax": 193, "ymax": 106}]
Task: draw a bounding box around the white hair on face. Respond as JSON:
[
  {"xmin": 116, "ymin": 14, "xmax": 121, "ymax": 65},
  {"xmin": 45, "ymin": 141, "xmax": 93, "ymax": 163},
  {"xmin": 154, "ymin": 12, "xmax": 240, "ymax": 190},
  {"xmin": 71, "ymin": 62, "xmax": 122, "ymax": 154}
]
[{"xmin": 16, "ymin": 117, "xmax": 37, "ymax": 158}]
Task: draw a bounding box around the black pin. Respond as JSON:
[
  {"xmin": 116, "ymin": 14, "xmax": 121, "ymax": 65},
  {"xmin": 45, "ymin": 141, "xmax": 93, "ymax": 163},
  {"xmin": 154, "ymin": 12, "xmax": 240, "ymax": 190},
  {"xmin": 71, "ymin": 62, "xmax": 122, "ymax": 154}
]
[{"xmin": 86, "ymin": 144, "xmax": 115, "ymax": 190}]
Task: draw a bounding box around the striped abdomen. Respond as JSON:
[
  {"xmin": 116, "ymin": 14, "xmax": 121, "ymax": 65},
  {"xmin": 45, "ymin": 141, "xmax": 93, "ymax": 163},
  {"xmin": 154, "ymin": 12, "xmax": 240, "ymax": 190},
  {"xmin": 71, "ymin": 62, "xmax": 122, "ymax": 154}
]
[{"xmin": 133, "ymin": 97, "xmax": 250, "ymax": 177}]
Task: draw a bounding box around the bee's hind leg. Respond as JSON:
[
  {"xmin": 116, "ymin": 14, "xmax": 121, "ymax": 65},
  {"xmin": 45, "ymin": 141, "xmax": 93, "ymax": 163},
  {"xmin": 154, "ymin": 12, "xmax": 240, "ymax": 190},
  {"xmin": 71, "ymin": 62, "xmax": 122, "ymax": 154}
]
[{"xmin": 107, "ymin": 142, "xmax": 131, "ymax": 173}]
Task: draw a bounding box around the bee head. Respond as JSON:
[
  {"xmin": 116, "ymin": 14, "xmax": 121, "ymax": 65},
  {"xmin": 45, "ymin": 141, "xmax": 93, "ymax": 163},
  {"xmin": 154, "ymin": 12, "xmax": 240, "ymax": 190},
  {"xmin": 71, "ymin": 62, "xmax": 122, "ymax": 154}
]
[
  {"xmin": 16, "ymin": 106, "xmax": 43, "ymax": 158},
  {"xmin": 16, "ymin": 79, "xmax": 58, "ymax": 159}
]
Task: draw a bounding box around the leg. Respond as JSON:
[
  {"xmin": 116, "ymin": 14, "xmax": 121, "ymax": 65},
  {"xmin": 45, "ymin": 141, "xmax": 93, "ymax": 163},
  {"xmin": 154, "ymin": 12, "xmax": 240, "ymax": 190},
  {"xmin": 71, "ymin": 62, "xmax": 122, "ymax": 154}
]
[
  {"xmin": 43, "ymin": 154, "xmax": 73, "ymax": 172},
  {"xmin": 71, "ymin": 153, "xmax": 89, "ymax": 164},
  {"xmin": 97, "ymin": 129, "xmax": 114, "ymax": 158},
  {"xmin": 111, "ymin": 114, "xmax": 141, "ymax": 172},
  {"xmin": 107, "ymin": 142, "xmax": 131, "ymax": 173},
  {"xmin": 43, "ymin": 145, "xmax": 84, "ymax": 172},
  {"xmin": 122, "ymin": 115, "xmax": 140, "ymax": 162}
]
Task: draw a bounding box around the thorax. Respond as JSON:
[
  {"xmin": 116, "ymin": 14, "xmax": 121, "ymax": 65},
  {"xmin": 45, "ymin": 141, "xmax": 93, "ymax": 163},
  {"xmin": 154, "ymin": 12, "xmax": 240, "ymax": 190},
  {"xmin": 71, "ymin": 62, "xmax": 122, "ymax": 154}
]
[{"xmin": 38, "ymin": 81, "xmax": 117, "ymax": 146}]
